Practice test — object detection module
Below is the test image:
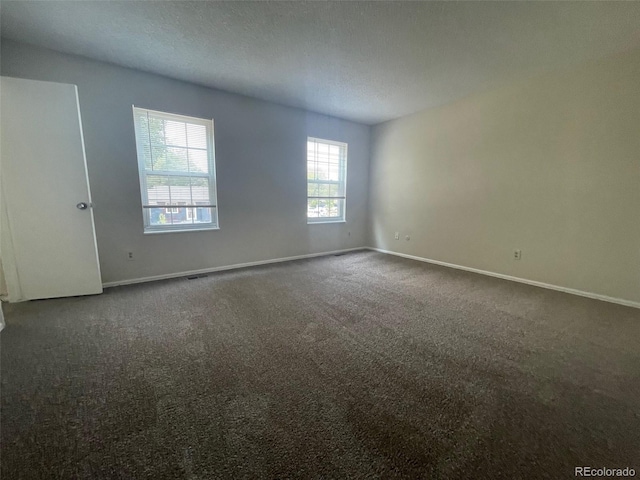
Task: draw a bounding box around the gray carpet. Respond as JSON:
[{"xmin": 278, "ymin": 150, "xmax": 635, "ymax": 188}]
[{"xmin": 2, "ymin": 251, "xmax": 639, "ymax": 479}]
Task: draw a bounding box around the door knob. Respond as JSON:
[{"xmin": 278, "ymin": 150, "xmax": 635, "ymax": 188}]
[{"xmin": 76, "ymin": 202, "xmax": 89, "ymax": 210}]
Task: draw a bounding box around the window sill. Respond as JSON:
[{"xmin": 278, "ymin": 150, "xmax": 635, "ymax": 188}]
[
  {"xmin": 307, "ymin": 220, "xmax": 346, "ymax": 225},
  {"xmin": 144, "ymin": 226, "xmax": 220, "ymax": 235}
]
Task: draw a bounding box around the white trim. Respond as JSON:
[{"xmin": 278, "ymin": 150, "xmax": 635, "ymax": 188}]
[
  {"xmin": 102, "ymin": 245, "xmax": 640, "ymax": 310},
  {"xmin": 143, "ymin": 226, "xmax": 219, "ymax": 235},
  {"xmin": 103, "ymin": 247, "xmax": 365, "ymax": 288},
  {"xmin": 307, "ymin": 137, "xmax": 348, "ymax": 223},
  {"xmin": 367, "ymin": 247, "xmax": 640, "ymax": 310},
  {"xmin": 307, "ymin": 220, "xmax": 347, "ymax": 225}
]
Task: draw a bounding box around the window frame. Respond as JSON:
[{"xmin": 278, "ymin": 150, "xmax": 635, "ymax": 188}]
[
  {"xmin": 306, "ymin": 137, "xmax": 348, "ymax": 224},
  {"xmin": 132, "ymin": 106, "xmax": 219, "ymax": 234}
]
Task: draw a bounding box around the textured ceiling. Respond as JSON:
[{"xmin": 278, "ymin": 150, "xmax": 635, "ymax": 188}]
[{"xmin": 2, "ymin": 1, "xmax": 640, "ymax": 125}]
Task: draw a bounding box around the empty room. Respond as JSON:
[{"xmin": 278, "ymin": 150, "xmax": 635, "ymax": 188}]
[{"xmin": 1, "ymin": 1, "xmax": 639, "ymax": 478}]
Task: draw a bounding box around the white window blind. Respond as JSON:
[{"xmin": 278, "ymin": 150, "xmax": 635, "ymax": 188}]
[
  {"xmin": 132, "ymin": 107, "xmax": 218, "ymax": 232},
  {"xmin": 307, "ymin": 137, "xmax": 347, "ymax": 223}
]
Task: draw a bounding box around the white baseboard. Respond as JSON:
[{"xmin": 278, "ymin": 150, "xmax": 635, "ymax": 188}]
[
  {"xmin": 102, "ymin": 247, "xmax": 366, "ymax": 288},
  {"xmin": 103, "ymin": 245, "xmax": 640, "ymax": 310},
  {"xmin": 367, "ymin": 247, "xmax": 640, "ymax": 310}
]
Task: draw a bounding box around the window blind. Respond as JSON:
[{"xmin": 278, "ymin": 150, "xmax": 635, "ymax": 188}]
[{"xmin": 132, "ymin": 107, "xmax": 219, "ymax": 232}]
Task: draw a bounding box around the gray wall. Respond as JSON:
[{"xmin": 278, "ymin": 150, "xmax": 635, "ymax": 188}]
[
  {"xmin": 1, "ymin": 40, "xmax": 370, "ymax": 284},
  {"xmin": 4, "ymin": 39, "xmax": 638, "ymax": 305},
  {"xmin": 370, "ymin": 48, "xmax": 640, "ymax": 304}
]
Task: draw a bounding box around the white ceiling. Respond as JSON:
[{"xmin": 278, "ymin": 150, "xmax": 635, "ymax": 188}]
[{"xmin": 2, "ymin": 1, "xmax": 640, "ymax": 125}]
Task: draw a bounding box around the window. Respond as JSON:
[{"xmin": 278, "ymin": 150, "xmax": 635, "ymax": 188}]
[
  {"xmin": 307, "ymin": 137, "xmax": 347, "ymax": 223},
  {"xmin": 132, "ymin": 107, "xmax": 218, "ymax": 232}
]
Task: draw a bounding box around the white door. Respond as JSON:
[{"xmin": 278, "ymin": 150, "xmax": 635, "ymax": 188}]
[{"xmin": 1, "ymin": 76, "xmax": 102, "ymax": 300}]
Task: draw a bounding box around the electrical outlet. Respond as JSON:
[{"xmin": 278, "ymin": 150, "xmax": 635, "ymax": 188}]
[
  {"xmin": 127, "ymin": 251, "xmax": 134, "ymax": 261},
  {"xmin": 394, "ymin": 232, "xmax": 400, "ymax": 240},
  {"xmin": 514, "ymin": 249, "xmax": 521, "ymax": 260}
]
